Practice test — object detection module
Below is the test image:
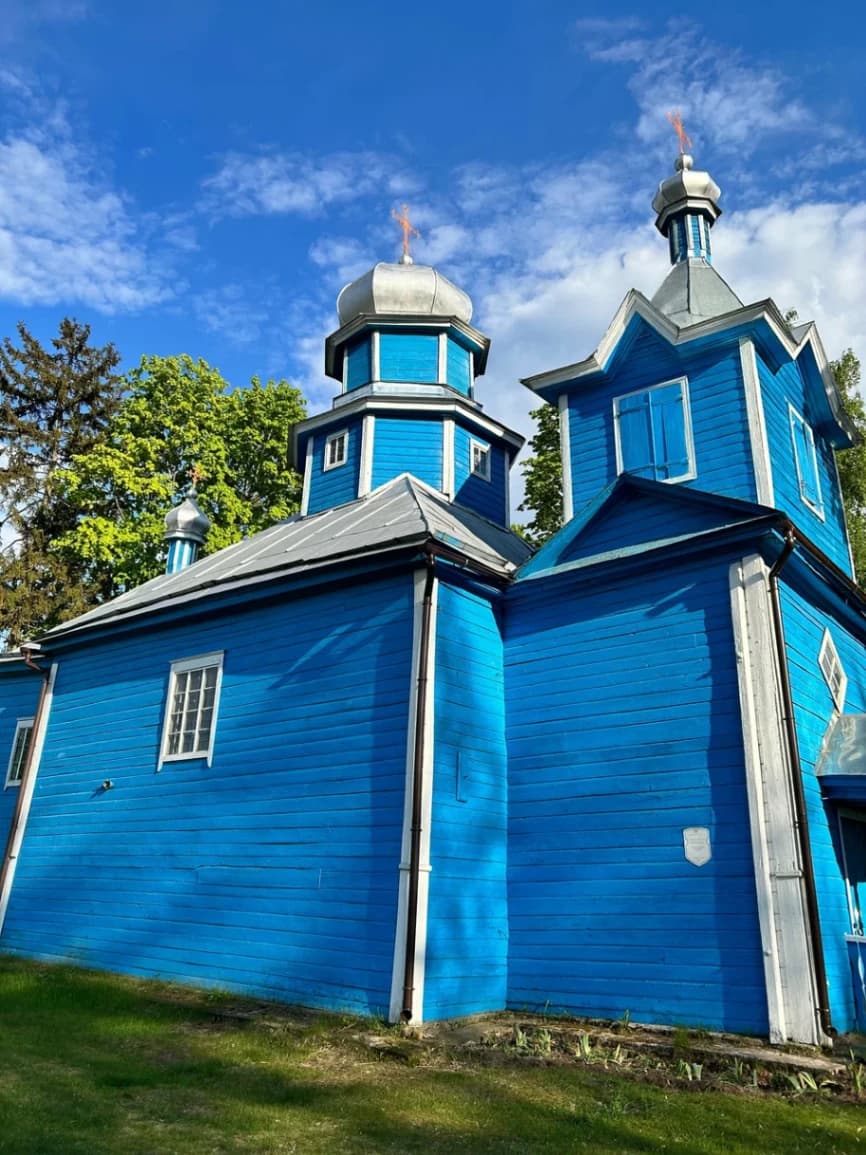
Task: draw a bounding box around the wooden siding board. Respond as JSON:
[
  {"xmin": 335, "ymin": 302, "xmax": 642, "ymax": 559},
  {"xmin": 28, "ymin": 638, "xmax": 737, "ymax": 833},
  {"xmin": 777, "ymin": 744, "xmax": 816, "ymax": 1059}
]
[
  {"xmin": 306, "ymin": 418, "xmax": 363, "ymax": 514},
  {"xmin": 1, "ymin": 574, "xmax": 415, "ymax": 1017},
  {"xmin": 567, "ymin": 329, "xmax": 755, "ymax": 515},
  {"xmin": 370, "ymin": 417, "xmax": 443, "ymax": 491},
  {"xmin": 424, "ymin": 583, "xmax": 508, "ymax": 1019},
  {"xmin": 453, "ymin": 424, "xmax": 508, "ymax": 526},
  {"xmin": 504, "ymin": 555, "xmax": 768, "ymax": 1034},
  {"xmin": 446, "ymin": 338, "xmax": 472, "ymax": 396},
  {"xmin": 778, "ymin": 579, "xmax": 866, "ymax": 1031},
  {"xmin": 379, "ymin": 333, "xmax": 439, "ymax": 384},
  {"xmin": 755, "ymin": 352, "xmax": 850, "ymax": 572},
  {"xmin": 0, "ymin": 671, "xmax": 43, "ymax": 841}
]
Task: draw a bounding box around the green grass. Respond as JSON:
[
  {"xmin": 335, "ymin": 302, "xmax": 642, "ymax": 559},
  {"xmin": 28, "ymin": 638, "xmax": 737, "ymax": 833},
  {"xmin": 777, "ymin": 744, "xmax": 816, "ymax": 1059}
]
[{"xmin": 0, "ymin": 957, "xmax": 864, "ymax": 1154}]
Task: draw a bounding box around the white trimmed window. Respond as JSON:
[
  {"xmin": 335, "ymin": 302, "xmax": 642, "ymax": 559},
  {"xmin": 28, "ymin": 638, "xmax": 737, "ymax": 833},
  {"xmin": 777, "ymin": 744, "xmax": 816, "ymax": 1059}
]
[
  {"xmin": 789, "ymin": 405, "xmax": 824, "ymax": 519},
  {"xmin": 5, "ymin": 718, "xmax": 34, "ymax": 787},
  {"xmin": 470, "ymin": 439, "xmax": 491, "ymax": 481},
  {"xmin": 613, "ymin": 377, "xmax": 696, "ymax": 484},
  {"xmin": 818, "ymin": 629, "xmax": 847, "ymax": 712},
  {"xmin": 324, "ymin": 430, "xmax": 348, "ymax": 471},
  {"xmin": 160, "ymin": 652, "xmax": 224, "ymax": 766}
]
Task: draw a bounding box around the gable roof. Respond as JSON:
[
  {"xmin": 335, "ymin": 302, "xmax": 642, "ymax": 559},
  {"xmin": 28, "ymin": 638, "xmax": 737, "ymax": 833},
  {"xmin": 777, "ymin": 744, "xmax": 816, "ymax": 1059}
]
[
  {"xmin": 521, "ymin": 289, "xmax": 857, "ymax": 448},
  {"xmin": 517, "ymin": 476, "xmax": 779, "ymax": 581},
  {"xmin": 41, "ymin": 475, "xmax": 532, "ymax": 644}
]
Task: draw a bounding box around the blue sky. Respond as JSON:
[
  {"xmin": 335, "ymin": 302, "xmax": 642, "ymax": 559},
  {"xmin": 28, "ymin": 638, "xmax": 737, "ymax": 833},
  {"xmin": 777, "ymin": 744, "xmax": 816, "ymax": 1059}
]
[{"xmin": 2, "ymin": 0, "xmax": 866, "ymax": 509}]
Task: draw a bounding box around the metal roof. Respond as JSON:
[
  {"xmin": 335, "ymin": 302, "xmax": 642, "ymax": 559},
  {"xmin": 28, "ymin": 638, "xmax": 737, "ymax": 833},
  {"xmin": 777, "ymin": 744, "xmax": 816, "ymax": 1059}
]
[
  {"xmin": 650, "ymin": 259, "xmax": 743, "ymax": 328},
  {"xmin": 40, "ymin": 474, "xmax": 532, "ymax": 643}
]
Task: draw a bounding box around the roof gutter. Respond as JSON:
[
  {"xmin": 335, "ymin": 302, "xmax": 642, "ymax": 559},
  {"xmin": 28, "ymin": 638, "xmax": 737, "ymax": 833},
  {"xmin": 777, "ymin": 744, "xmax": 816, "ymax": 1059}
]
[{"xmin": 767, "ymin": 530, "xmax": 836, "ymax": 1041}]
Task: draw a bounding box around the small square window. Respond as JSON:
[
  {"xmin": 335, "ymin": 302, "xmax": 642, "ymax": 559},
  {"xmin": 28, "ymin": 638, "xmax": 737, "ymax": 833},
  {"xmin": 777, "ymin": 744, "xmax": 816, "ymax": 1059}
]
[
  {"xmin": 789, "ymin": 405, "xmax": 824, "ymax": 518},
  {"xmin": 470, "ymin": 439, "xmax": 491, "ymax": 481},
  {"xmin": 5, "ymin": 718, "xmax": 34, "ymax": 787},
  {"xmin": 324, "ymin": 430, "xmax": 348, "ymax": 471},
  {"xmin": 160, "ymin": 652, "xmax": 224, "ymax": 767},
  {"xmin": 818, "ymin": 630, "xmax": 847, "ymax": 712},
  {"xmin": 613, "ymin": 377, "xmax": 696, "ymax": 484}
]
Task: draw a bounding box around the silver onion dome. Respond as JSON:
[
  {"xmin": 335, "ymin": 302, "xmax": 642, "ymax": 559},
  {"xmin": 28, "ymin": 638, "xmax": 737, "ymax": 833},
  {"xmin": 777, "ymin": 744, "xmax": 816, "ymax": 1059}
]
[
  {"xmin": 336, "ymin": 261, "xmax": 473, "ymax": 327},
  {"xmin": 164, "ymin": 494, "xmax": 211, "ymax": 544},
  {"xmin": 652, "ymin": 153, "xmax": 722, "ymax": 235}
]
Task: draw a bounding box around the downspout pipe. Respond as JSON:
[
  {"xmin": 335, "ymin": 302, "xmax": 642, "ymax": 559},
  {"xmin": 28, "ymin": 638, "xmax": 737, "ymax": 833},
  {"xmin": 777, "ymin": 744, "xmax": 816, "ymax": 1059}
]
[
  {"xmin": 768, "ymin": 530, "xmax": 837, "ymax": 1041},
  {"xmin": 401, "ymin": 549, "xmax": 436, "ymax": 1021},
  {"xmin": 0, "ymin": 648, "xmax": 50, "ymax": 925}
]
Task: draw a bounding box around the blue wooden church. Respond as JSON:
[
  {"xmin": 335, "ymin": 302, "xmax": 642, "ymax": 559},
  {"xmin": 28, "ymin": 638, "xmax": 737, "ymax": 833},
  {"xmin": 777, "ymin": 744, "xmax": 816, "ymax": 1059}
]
[{"xmin": 2, "ymin": 147, "xmax": 866, "ymax": 1045}]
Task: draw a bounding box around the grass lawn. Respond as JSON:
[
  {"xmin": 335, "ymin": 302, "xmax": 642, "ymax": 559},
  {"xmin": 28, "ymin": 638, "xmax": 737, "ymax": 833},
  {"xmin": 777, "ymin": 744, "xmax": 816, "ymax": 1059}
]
[{"xmin": 0, "ymin": 957, "xmax": 864, "ymax": 1154}]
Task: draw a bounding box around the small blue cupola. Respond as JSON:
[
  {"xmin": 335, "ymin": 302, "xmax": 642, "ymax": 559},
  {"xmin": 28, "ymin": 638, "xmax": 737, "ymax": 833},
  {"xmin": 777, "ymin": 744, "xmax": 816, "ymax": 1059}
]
[
  {"xmin": 294, "ymin": 229, "xmax": 524, "ymax": 527},
  {"xmin": 163, "ymin": 491, "xmax": 211, "ymax": 574}
]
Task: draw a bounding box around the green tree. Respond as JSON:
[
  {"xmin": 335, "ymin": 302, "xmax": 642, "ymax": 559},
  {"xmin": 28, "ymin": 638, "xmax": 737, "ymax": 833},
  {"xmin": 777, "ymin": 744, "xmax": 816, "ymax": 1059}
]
[
  {"xmin": 831, "ymin": 349, "xmax": 866, "ymax": 579},
  {"xmin": 518, "ymin": 403, "xmax": 563, "ymax": 547},
  {"xmin": 54, "ymin": 354, "xmax": 306, "ymax": 599},
  {"xmin": 0, "ymin": 319, "xmax": 123, "ymax": 643}
]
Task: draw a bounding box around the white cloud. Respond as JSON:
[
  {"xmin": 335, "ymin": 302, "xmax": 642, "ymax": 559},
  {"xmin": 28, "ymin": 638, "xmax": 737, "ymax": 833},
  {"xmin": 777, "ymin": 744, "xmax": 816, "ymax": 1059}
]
[
  {"xmin": 0, "ymin": 76, "xmax": 175, "ymax": 313},
  {"xmin": 201, "ymin": 151, "xmax": 416, "ymax": 220},
  {"xmin": 192, "ymin": 284, "xmax": 270, "ymax": 347}
]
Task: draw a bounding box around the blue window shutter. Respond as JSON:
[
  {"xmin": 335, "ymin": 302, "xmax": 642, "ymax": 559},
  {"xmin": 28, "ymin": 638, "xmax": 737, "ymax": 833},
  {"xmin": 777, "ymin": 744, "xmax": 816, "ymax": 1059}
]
[
  {"xmin": 650, "ymin": 383, "xmax": 691, "ymax": 481},
  {"xmin": 617, "ymin": 391, "xmax": 655, "ymax": 477}
]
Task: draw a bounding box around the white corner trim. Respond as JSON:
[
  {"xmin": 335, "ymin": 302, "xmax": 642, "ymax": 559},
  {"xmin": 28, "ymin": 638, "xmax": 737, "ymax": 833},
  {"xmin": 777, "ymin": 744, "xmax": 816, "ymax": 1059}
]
[
  {"xmin": 390, "ymin": 569, "xmax": 438, "ymax": 1024},
  {"xmin": 558, "ymin": 393, "xmax": 573, "ymax": 523},
  {"xmin": 729, "ymin": 556, "xmax": 820, "ymax": 1045},
  {"xmin": 371, "ymin": 330, "xmax": 381, "ymax": 383},
  {"xmin": 300, "ymin": 442, "xmax": 313, "ymax": 517},
  {"xmin": 442, "ymin": 419, "xmax": 455, "ymax": 499},
  {"xmin": 0, "ymin": 662, "xmax": 58, "ymax": 937},
  {"xmin": 437, "ymin": 332, "xmax": 447, "ymax": 383},
  {"xmin": 739, "ymin": 337, "xmax": 775, "ymax": 507},
  {"xmin": 359, "ymin": 415, "xmax": 375, "ymax": 498}
]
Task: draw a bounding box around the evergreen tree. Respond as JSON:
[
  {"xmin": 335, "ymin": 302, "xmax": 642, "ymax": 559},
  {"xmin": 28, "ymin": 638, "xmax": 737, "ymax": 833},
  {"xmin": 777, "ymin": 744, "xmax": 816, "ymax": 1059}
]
[
  {"xmin": 831, "ymin": 349, "xmax": 866, "ymax": 579},
  {"xmin": 0, "ymin": 319, "xmax": 122, "ymax": 643}
]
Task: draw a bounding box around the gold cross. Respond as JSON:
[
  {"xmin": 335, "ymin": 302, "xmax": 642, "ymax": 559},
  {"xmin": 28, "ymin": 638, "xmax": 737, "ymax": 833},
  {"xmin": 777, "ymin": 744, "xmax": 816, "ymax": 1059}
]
[
  {"xmin": 390, "ymin": 203, "xmax": 421, "ymax": 259},
  {"xmin": 189, "ymin": 464, "xmax": 204, "ymax": 489},
  {"xmin": 666, "ymin": 109, "xmax": 692, "ymax": 154}
]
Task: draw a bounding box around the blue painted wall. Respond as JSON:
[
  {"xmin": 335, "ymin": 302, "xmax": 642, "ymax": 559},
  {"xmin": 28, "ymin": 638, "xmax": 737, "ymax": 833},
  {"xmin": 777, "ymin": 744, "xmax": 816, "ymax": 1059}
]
[
  {"xmin": 0, "ymin": 667, "xmax": 42, "ymax": 846},
  {"xmin": 755, "ymin": 351, "xmax": 851, "ymax": 574},
  {"xmin": 380, "ymin": 333, "xmax": 438, "ymax": 384},
  {"xmin": 371, "ymin": 417, "xmax": 442, "ymax": 492},
  {"xmin": 453, "ymin": 425, "xmax": 508, "ymax": 526},
  {"xmin": 778, "ymin": 576, "xmax": 866, "ymax": 1031},
  {"xmin": 565, "ymin": 323, "xmax": 754, "ymax": 514},
  {"xmin": 425, "ymin": 582, "xmax": 508, "ymax": 1019},
  {"xmin": 505, "ymin": 553, "xmax": 768, "ymax": 1032},
  {"xmin": 346, "ymin": 336, "xmax": 372, "ymax": 391},
  {"xmin": 446, "ymin": 338, "xmax": 472, "ymax": 397},
  {"xmin": 1, "ymin": 575, "xmax": 415, "ymax": 1016},
  {"xmin": 305, "ymin": 418, "xmax": 363, "ymax": 515}
]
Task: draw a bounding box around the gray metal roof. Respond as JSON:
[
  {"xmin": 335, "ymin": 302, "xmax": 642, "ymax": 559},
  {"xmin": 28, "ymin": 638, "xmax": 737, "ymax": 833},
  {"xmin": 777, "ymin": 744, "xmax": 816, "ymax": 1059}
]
[
  {"xmin": 41, "ymin": 474, "xmax": 532, "ymax": 643},
  {"xmin": 651, "ymin": 259, "xmax": 743, "ymax": 328}
]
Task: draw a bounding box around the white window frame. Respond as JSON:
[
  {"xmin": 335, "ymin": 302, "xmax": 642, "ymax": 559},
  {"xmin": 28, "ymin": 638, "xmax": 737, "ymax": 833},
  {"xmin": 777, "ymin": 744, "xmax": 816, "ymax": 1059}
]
[
  {"xmin": 323, "ymin": 429, "xmax": 348, "ymax": 472},
  {"xmin": 613, "ymin": 376, "xmax": 697, "ymax": 485},
  {"xmin": 159, "ymin": 651, "xmax": 224, "ymax": 769},
  {"xmin": 5, "ymin": 717, "xmax": 34, "ymax": 788},
  {"xmin": 818, "ymin": 629, "xmax": 847, "ymax": 712},
  {"xmin": 788, "ymin": 404, "xmax": 825, "ymax": 520},
  {"xmin": 470, "ymin": 438, "xmax": 491, "ymax": 482}
]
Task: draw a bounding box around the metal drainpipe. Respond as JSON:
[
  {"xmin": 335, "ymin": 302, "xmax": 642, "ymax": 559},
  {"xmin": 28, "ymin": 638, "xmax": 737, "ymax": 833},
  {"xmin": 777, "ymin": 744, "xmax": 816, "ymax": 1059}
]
[
  {"xmin": 768, "ymin": 531, "xmax": 837, "ymax": 1040},
  {"xmin": 401, "ymin": 550, "xmax": 436, "ymax": 1022},
  {"xmin": 0, "ymin": 649, "xmax": 50, "ymax": 912}
]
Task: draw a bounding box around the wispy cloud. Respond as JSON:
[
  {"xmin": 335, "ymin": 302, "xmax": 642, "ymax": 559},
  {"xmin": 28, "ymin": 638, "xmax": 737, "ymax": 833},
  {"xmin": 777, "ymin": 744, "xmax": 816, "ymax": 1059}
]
[
  {"xmin": 0, "ymin": 73, "xmax": 176, "ymax": 312},
  {"xmin": 201, "ymin": 150, "xmax": 418, "ymax": 220},
  {"xmin": 0, "ymin": 0, "xmax": 89, "ymax": 46}
]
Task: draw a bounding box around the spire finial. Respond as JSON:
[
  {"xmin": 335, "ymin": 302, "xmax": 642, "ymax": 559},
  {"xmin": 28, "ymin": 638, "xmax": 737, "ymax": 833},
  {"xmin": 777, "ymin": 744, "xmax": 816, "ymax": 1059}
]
[
  {"xmin": 666, "ymin": 109, "xmax": 692, "ymax": 156},
  {"xmin": 390, "ymin": 203, "xmax": 421, "ymax": 265}
]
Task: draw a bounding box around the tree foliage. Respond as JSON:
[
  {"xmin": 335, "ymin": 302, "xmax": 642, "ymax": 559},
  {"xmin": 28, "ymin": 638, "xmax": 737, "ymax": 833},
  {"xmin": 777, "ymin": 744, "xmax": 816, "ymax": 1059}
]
[
  {"xmin": 830, "ymin": 349, "xmax": 866, "ymax": 579},
  {"xmin": 518, "ymin": 403, "xmax": 563, "ymax": 548},
  {"xmin": 0, "ymin": 319, "xmax": 123, "ymax": 643},
  {"xmin": 54, "ymin": 354, "xmax": 306, "ymax": 599}
]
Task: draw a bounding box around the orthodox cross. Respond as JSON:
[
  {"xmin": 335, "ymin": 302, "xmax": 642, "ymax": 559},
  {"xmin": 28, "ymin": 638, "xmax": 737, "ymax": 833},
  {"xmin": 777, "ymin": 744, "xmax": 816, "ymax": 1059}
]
[
  {"xmin": 188, "ymin": 464, "xmax": 204, "ymax": 492},
  {"xmin": 666, "ymin": 109, "xmax": 692, "ymax": 155},
  {"xmin": 391, "ymin": 203, "xmax": 421, "ymax": 260}
]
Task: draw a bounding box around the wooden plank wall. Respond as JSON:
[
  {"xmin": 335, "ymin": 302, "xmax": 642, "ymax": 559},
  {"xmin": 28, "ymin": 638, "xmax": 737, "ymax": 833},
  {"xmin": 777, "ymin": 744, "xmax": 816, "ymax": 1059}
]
[
  {"xmin": 778, "ymin": 577, "xmax": 865, "ymax": 1030},
  {"xmin": 1, "ymin": 574, "xmax": 415, "ymax": 1016},
  {"xmin": 504, "ymin": 553, "xmax": 769, "ymax": 1032},
  {"xmin": 445, "ymin": 338, "xmax": 472, "ymax": 397},
  {"xmin": 306, "ymin": 418, "xmax": 363, "ymax": 515},
  {"xmin": 424, "ymin": 582, "xmax": 508, "ymax": 1019},
  {"xmin": 0, "ymin": 670, "xmax": 44, "ymax": 846},
  {"xmin": 371, "ymin": 417, "xmax": 443, "ymax": 492},
  {"xmin": 755, "ymin": 353, "xmax": 851, "ymax": 574},
  {"xmin": 453, "ymin": 426, "xmax": 507, "ymax": 526},
  {"xmin": 566, "ymin": 325, "xmax": 754, "ymax": 514}
]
